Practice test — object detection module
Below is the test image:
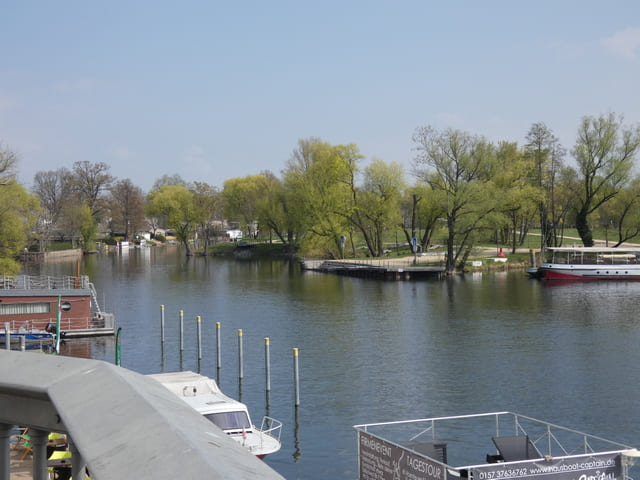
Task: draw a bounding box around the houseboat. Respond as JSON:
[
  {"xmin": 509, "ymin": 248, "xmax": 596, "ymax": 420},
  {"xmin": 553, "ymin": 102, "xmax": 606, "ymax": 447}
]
[
  {"xmin": 148, "ymin": 371, "xmax": 282, "ymax": 458},
  {"xmin": 354, "ymin": 411, "xmax": 639, "ymax": 480},
  {"xmin": 531, "ymin": 246, "xmax": 640, "ymax": 280},
  {"xmin": 0, "ymin": 275, "xmax": 115, "ymax": 338}
]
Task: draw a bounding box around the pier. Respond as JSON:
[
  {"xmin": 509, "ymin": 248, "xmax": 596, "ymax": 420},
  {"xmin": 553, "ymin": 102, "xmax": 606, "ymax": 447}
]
[{"xmin": 301, "ymin": 258, "xmax": 445, "ymax": 280}]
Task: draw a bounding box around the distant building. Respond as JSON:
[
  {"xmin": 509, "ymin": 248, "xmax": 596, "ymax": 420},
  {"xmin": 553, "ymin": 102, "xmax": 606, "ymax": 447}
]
[{"xmin": 226, "ymin": 229, "xmax": 243, "ymax": 240}]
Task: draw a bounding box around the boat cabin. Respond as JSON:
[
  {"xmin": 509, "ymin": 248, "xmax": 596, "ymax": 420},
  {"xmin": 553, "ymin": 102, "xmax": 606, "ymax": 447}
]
[{"xmin": 354, "ymin": 412, "xmax": 638, "ymax": 480}]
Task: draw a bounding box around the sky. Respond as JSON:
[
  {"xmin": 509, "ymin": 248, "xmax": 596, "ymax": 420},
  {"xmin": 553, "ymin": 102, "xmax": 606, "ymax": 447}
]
[{"xmin": 3, "ymin": 1, "xmax": 640, "ymax": 193}]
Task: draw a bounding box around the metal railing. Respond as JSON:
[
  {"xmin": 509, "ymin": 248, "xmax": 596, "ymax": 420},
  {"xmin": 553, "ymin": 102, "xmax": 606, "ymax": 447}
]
[{"xmin": 0, "ymin": 275, "xmax": 90, "ymax": 290}]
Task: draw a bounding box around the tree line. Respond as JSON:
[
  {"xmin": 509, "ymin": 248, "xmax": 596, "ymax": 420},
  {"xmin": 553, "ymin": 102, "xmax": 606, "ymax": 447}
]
[{"xmin": 2, "ymin": 112, "xmax": 640, "ymax": 275}]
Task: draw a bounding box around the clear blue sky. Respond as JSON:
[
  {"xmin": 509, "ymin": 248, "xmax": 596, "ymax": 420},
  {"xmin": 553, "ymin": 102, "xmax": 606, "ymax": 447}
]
[{"xmin": 3, "ymin": 1, "xmax": 640, "ymax": 192}]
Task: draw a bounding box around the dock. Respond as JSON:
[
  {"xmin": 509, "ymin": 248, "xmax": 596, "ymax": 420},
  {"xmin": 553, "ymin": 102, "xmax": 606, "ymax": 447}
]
[{"xmin": 301, "ymin": 258, "xmax": 445, "ymax": 280}]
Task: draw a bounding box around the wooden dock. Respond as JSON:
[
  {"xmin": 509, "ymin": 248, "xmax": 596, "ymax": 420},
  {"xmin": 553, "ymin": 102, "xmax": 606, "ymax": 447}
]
[{"xmin": 300, "ymin": 259, "xmax": 445, "ymax": 280}]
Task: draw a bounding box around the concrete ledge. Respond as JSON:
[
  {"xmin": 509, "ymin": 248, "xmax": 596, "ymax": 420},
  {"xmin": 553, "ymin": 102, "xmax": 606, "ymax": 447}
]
[{"xmin": 0, "ymin": 350, "xmax": 284, "ymax": 480}]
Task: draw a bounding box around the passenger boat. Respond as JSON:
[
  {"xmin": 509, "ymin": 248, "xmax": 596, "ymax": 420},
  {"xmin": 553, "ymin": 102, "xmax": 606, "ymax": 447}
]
[
  {"xmin": 0, "ymin": 275, "xmax": 116, "ymax": 338},
  {"xmin": 148, "ymin": 371, "xmax": 282, "ymax": 458},
  {"xmin": 533, "ymin": 246, "xmax": 640, "ymax": 280},
  {"xmin": 354, "ymin": 411, "xmax": 639, "ymax": 480}
]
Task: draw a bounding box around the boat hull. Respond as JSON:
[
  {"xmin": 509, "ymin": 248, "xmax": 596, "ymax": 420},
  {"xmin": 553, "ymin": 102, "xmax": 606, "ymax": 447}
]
[{"xmin": 539, "ymin": 263, "xmax": 640, "ymax": 280}]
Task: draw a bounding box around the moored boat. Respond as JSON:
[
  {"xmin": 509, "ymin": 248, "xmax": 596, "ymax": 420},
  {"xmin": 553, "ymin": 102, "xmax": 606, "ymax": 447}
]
[
  {"xmin": 536, "ymin": 246, "xmax": 640, "ymax": 280},
  {"xmin": 0, "ymin": 275, "xmax": 116, "ymax": 337},
  {"xmin": 0, "ymin": 327, "xmax": 55, "ymax": 349},
  {"xmin": 148, "ymin": 371, "xmax": 282, "ymax": 458},
  {"xmin": 354, "ymin": 412, "xmax": 639, "ymax": 480}
]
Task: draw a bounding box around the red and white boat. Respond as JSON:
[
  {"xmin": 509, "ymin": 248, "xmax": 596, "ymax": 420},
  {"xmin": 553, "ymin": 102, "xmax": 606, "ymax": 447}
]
[{"xmin": 532, "ymin": 246, "xmax": 640, "ymax": 280}]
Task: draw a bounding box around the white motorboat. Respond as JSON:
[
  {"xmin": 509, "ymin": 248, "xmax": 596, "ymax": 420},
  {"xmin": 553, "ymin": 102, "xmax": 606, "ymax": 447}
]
[{"xmin": 148, "ymin": 371, "xmax": 282, "ymax": 458}]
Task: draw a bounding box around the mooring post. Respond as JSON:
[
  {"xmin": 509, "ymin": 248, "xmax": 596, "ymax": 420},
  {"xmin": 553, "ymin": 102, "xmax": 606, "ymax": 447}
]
[
  {"xmin": 216, "ymin": 322, "xmax": 221, "ymax": 384},
  {"xmin": 160, "ymin": 304, "xmax": 165, "ymax": 345},
  {"xmin": 238, "ymin": 329, "xmax": 244, "ymax": 380},
  {"xmin": 3, "ymin": 323, "xmax": 9, "ymax": 350},
  {"xmin": 293, "ymin": 347, "xmax": 300, "ymax": 406},
  {"xmin": 265, "ymin": 337, "xmax": 271, "ymax": 392},
  {"xmin": 196, "ymin": 316, "xmax": 202, "ymax": 362},
  {"xmin": 19, "ymin": 336, "xmax": 25, "ymax": 352},
  {"xmin": 179, "ymin": 310, "xmax": 184, "ymax": 353}
]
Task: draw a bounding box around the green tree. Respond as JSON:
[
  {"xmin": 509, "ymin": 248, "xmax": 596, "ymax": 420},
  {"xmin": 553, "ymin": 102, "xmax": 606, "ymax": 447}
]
[
  {"xmin": 0, "ymin": 182, "xmax": 40, "ymax": 274},
  {"xmin": 351, "ymin": 158, "xmax": 404, "ymax": 256},
  {"xmin": 283, "ymin": 139, "xmax": 356, "ymax": 257},
  {"xmin": 192, "ymin": 181, "xmax": 223, "ymax": 255},
  {"xmin": 146, "ymin": 185, "xmax": 197, "ymax": 255},
  {"xmin": 399, "ymin": 183, "xmax": 443, "ymax": 251},
  {"xmin": 571, "ymin": 113, "xmax": 640, "ymax": 246},
  {"xmin": 222, "ymin": 175, "xmax": 266, "ymax": 238},
  {"xmin": 493, "ymin": 142, "xmax": 541, "ymax": 253},
  {"xmin": 413, "ymin": 126, "xmax": 497, "ymax": 273}
]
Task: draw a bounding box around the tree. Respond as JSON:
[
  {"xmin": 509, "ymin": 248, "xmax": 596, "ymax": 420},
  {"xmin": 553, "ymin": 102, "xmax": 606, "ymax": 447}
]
[
  {"xmin": 571, "ymin": 113, "xmax": 640, "ymax": 246},
  {"xmin": 0, "ymin": 143, "xmax": 17, "ymax": 185},
  {"xmin": 0, "ymin": 181, "xmax": 40, "ymax": 274},
  {"xmin": 69, "ymin": 161, "xmax": 114, "ymax": 220},
  {"xmin": 107, "ymin": 179, "xmax": 146, "ymax": 241},
  {"xmin": 191, "ymin": 181, "xmax": 223, "ymax": 255},
  {"xmin": 598, "ymin": 175, "xmax": 640, "ymax": 246},
  {"xmin": 282, "ymin": 139, "xmax": 356, "ymax": 257},
  {"xmin": 399, "ymin": 183, "xmax": 443, "ymax": 252},
  {"xmin": 524, "ymin": 123, "xmax": 566, "ymax": 248},
  {"xmin": 152, "ymin": 173, "xmax": 190, "ymax": 191},
  {"xmin": 146, "ymin": 185, "xmax": 197, "ymax": 255},
  {"xmin": 413, "ymin": 126, "xmax": 497, "ymax": 273},
  {"xmin": 32, "ymin": 168, "xmax": 72, "ymax": 249},
  {"xmin": 222, "ymin": 175, "xmax": 265, "ymax": 238},
  {"xmin": 351, "ymin": 158, "xmax": 404, "ymax": 256}
]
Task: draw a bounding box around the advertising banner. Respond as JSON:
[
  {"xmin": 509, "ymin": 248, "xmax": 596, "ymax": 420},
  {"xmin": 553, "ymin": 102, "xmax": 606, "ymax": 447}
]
[
  {"xmin": 471, "ymin": 452, "xmax": 621, "ymax": 480},
  {"xmin": 358, "ymin": 430, "xmax": 447, "ymax": 480}
]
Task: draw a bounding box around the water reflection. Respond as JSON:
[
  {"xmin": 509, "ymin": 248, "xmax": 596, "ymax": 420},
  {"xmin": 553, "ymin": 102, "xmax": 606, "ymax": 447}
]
[{"xmin": 25, "ymin": 248, "xmax": 640, "ymax": 480}]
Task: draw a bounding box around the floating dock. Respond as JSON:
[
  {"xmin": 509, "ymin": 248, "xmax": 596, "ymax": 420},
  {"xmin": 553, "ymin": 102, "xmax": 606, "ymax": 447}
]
[{"xmin": 301, "ymin": 259, "xmax": 445, "ymax": 280}]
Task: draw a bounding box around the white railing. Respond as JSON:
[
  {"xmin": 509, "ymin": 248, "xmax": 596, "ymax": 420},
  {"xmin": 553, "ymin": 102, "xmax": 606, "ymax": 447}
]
[{"xmin": 0, "ymin": 275, "xmax": 90, "ymax": 290}]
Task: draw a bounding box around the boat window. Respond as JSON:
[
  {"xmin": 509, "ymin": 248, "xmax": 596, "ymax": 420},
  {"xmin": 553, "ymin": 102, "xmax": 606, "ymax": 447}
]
[
  {"xmin": 0, "ymin": 302, "xmax": 51, "ymax": 315},
  {"xmin": 204, "ymin": 411, "xmax": 251, "ymax": 431}
]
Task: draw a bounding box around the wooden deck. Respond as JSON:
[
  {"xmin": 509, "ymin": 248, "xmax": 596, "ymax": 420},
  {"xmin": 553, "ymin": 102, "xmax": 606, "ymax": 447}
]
[{"xmin": 300, "ymin": 259, "xmax": 445, "ymax": 280}]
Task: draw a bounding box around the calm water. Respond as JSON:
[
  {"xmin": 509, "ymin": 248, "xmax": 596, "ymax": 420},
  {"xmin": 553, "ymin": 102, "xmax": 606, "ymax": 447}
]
[{"xmin": 24, "ymin": 247, "xmax": 640, "ymax": 479}]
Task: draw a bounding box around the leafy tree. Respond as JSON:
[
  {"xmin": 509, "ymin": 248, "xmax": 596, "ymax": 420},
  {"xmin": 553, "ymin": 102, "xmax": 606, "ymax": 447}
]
[
  {"xmin": 0, "ymin": 181, "xmax": 40, "ymax": 274},
  {"xmin": 146, "ymin": 185, "xmax": 197, "ymax": 255},
  {"xmin": 107, "ymin": 179, "xmax": 146, "ymax": 241},
  {"xmin": 413, "ymin": 126, "xmax": 497, "ymax": 273},
  {"xmin": 399, "ymin": 183, "xmax": 443, "ymax": 251},
  {"xmin": 222, "ymin": 175, "xmax": 265, "ymax": 237},
  {"xmin": 351, "ymin": 158, "xmax": 404, "ymax": 256},
  {"xmin": 598, "ymin": 175, "xmax": 640, "ymax": 246},
  {"xmin": 283, "ymin": 139, "xmax": 356, "ymax": 257},
  {"xmin": 192, "ymin": 181, "xmax": 223, "ymax": 255},
  {"xmin": 254, "ymin": 171, "xmax": 297, "ymax": 246},
  {"xmin": 571, "ymin": 113, "xmax": 640, "ymax": 246},
  {"xmin": 493, "ymin": 142, "xmax": 541, "ymax": 253}
]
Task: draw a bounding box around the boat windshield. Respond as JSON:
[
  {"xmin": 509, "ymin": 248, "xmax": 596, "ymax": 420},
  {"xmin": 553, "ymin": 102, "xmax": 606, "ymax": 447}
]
[{"xmin": 204, "ymin": 411, "xmax": 251, "ymax": 431}]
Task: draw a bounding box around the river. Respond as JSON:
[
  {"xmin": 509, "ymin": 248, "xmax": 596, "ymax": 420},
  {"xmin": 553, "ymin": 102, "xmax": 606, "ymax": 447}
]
[{"xmin": 23, "ymin": 246, "xmax": 640, "ymax": 479}]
